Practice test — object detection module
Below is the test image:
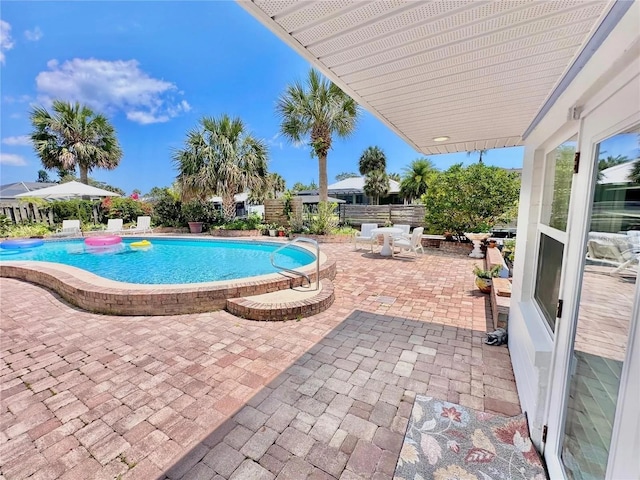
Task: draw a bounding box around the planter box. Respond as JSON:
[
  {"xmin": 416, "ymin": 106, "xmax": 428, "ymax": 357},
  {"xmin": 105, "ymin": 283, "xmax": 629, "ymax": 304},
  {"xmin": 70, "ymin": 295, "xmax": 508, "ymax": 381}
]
[{"xmin": 209, "ymin": 229, "xmax": 261, "ymax": 237}]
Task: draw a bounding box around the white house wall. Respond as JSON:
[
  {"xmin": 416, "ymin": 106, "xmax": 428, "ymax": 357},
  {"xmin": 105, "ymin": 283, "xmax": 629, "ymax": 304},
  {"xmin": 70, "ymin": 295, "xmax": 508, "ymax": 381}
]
[{"xmin": 509, "ymin": 1, "xmax": 640, "ymax": 450}]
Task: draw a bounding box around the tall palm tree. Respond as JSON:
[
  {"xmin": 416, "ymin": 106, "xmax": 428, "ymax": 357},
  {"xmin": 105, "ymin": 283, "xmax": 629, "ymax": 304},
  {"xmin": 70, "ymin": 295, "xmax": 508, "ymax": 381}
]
[
  {"xmin": 267, "ymin": 173, "xmax": 286, "ymax": 198},
  {"xmin": 173, "ymin": 115, "xmax": 268, "ymax": 221},
  {"xmin": 400, "ymin": 158, "xmax": 437, "ymax": 203},
  {"xmin": 388, "ymin": 172, "xmax": 401, "ymax": 182},
  {"xmin": 358, "ymin": 146, "xmax": 386, "ymax": 175},
  {"xmin": 277, "ymin": 68, "xmax": 359, "ymax": 202},
  {"xmin": 467, "ymin": 149, "xmax": 487, "ymax": 163},
  {"xmin": 30, "ymin": 100, "xmax": 122, "ymax": 185},
  {"xmin": 364, "ymin": 170, "xmax": 389, "ymax": 205}
]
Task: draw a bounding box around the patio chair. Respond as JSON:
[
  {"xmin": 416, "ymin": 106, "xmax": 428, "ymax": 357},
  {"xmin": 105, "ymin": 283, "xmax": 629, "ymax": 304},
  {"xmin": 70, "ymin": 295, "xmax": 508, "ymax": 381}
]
[
  {"xmin": 127, "ymin": 216, "xmax": 152, "ymax": 234},
  {"xmin": 392, "ymin": 224, "xmax": 411, "ymax": 240},
  {"xmin": 586, "ymin": 232, "xmax": 638, "ymax": 274},
  {"xmin": 51, "ymin": 219, "xmax": 82, "ymax": 237},
  {"xmin": 391, "ymin": 227, "xmax": 424, "ymax": 257},
  {"xmin": 353, "ymin": 223, "xmax": 378, "ymax": 252},
  {"xmin": 105, "ymin": 219, "xmax": 123, "ymax": 233}
]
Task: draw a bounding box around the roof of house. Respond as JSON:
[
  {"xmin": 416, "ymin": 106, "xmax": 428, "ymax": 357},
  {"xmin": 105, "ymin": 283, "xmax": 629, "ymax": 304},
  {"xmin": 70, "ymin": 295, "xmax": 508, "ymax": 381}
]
[
  {"xmin": 295, "ymin": 195, "xmax": 346, "ymax": 204},
  {"xmin": 0, "ymin": 182, "xmax": 58, "ymax": 200},
  {"xmin": 298, "ymin": 176, "xmax": 401, "ymax": 195},
  {"xmin": 599, "ymin": 161, "xmax": 636, "ymax": 184}
]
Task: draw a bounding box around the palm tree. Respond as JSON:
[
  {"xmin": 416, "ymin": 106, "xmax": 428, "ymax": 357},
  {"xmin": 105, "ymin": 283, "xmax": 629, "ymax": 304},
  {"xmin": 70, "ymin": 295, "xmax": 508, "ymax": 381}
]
[
  {"xmin": 173, "ymin": 115, "xmax": 268, "ymax": 221},
  {"xmin": 388, "ymin": 172, "xmax": 401, "ymax": 182},
  {"xmin": 277, "ymin": 68, "xmax": 359, "ymax": 202},
  {"xmin": 335, "ymin": 172, "xmax": 359, "ymax": 181},
  {"xmin": 364, "ymin": 170, "xmax": 389, "ymax": 205},
  {"xmin": 267, "ymin": 173, "xmax": 286, "ymax": 198},
  {"xmin": 358, "ymin": 146, "xmax": 386, "ymax": 175},
  {"xmin": 467, "ymin": 149, "xmax": 487, "ymax": 163},
  {"xmin": 30, "ymin": 100, "xmax": 122, "ymax": 185},
  {"xmin": 400, "ymin": 158, "xmax": 437, "ymax": 203}
]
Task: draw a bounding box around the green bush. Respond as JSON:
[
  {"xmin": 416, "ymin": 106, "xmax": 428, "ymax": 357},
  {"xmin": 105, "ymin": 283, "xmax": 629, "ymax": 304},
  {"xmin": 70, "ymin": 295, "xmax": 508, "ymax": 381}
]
[
  {"xmin": 102, "ymin": 197, "xmax": 150, "ymax": 224},
  {"xmin": 308, "ymin": 202, "xmax": 338, "ymax": 235},
  {"xmin": 0, "ymin": 215, "xmax": 11, "ymax": 237},
  {"xmin": 423, "ymin": 163, "xmax": 520, "ymax": 237},
  {"xmin": 4, "ymin": 222, "xmax": 52, "ymax": 238},
  {"xmin": 180, "ymin": 200, "xmax": 222, "ymax": 229},
  {"xmin": 153, "ymin": 196, "xmax": 183, "ymax": 227},
  {"xmin": 51, "ymin": 200, "xmax": 96, "ymax": 224},
  {"xmin": 219, "ymin": 213, "xmax": 263, "ymax": 230}
]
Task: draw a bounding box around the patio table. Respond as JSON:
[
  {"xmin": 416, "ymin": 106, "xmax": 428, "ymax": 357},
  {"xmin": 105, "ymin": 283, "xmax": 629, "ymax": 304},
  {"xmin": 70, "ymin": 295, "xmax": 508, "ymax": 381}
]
[{"xmin": 371, "ymin": 227, "xmax": 404, "ymax": 257}]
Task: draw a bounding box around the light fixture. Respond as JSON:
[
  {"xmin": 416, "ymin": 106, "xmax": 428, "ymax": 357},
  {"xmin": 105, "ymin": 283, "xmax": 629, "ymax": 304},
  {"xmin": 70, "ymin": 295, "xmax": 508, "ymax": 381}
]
[{"xmin": 432, "ymin": 136, "xmax": 450, "ymax": 142}]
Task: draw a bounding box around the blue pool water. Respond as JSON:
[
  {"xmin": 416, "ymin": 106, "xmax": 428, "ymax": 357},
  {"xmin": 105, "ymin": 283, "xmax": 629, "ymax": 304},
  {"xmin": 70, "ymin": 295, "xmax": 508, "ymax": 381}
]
[{"xmin": 0, "ymin": 238, "xmax": 315, "ymax": 284}]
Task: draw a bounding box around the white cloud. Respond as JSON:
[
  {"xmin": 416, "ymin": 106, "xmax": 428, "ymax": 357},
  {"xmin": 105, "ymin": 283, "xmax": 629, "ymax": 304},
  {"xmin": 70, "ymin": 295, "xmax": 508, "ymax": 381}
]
[
  {"xmin": 0, "ymin": 20, "xmax": 14, "ymax": 65},
  {"xmin": 0, "ymin": 153, "xmax": 27, "ymax": 166},
  {"xmin": 24, "ymin": 26, "xmax": 43, "ymax": 41},
  {"xmin": 2, "ymin": 135, "xmax": 30, "ymax": 146},
  {"xmin": 3, "ymin": 94, "xmax": 31, "ymax": 104},
  {"xmin": 267, "ymin": 133, "xmax": 283, "ymax": 150},
  {"xmin": 35, "ymin": 58, "xmax": 190, "ymax": 124}
]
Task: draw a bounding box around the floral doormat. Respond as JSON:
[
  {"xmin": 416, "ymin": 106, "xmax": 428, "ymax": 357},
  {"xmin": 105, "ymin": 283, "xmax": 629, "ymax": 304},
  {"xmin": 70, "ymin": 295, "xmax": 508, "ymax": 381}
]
[{"xmin": 395, "ymin": 396, "xmax": 547, "ymax": 480}]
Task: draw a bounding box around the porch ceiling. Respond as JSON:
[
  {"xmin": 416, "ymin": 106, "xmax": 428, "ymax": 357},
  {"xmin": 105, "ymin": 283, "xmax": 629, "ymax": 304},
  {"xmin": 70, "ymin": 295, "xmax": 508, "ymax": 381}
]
[{"xmin": 239, "ymin": 0, "xmax": 613, "ymax": 154}]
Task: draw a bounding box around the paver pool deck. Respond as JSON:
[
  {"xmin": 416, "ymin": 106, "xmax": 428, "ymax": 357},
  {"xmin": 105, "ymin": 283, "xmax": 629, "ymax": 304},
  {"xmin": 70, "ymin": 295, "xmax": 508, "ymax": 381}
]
[{"xmin": 0, "ymin": 243, "xmax": 520, "ymax": 480}]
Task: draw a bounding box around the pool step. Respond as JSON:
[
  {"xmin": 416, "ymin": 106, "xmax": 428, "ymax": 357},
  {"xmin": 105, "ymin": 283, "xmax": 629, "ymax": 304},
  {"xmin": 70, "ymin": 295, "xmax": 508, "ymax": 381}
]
[{"xmin": 226, "ymin": 278, "xmax": 334, "ymax": 321}]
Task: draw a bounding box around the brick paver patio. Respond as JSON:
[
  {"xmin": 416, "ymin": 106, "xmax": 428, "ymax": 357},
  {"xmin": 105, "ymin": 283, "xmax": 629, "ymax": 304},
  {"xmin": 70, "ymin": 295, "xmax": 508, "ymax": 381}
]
[{"xmin": 0, "ymin": 243, "xmax": 520, "ymax": 479}]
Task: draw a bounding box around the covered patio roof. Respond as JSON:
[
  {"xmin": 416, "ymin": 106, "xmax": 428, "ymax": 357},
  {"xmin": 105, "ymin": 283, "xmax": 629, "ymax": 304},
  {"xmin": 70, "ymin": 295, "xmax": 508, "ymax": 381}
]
[{"xmin": 239, "ymin": 0, "xmax": 615, "ymax": 154}]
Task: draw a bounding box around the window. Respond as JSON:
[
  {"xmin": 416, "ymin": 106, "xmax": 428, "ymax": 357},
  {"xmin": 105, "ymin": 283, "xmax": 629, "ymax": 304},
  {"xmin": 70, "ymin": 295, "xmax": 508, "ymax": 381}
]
[
  {"xmin": 534, "ymin": 234, "xmax": 564, "ymax": 332},
  {"xmin": 541, "ymin": 140, "xmax": 576, "ymax": 231}
]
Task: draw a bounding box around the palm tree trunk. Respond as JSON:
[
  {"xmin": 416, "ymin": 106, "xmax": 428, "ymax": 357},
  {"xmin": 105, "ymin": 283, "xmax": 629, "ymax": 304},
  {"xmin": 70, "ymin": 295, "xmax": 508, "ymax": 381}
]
[
  {"xmin": 79, "ymin": 165, "xmax": 89, "ymax": 184},
  {"xmin": 222, "ymin": 192, "xmax": 237, "ymax": 221},
  {"xmin": 479, "ymin": 152, "xmax": 483, "ymax": 163},
  {"xmin": 318, "ymin": 153, "xmax": 328, "ymax": 202}
]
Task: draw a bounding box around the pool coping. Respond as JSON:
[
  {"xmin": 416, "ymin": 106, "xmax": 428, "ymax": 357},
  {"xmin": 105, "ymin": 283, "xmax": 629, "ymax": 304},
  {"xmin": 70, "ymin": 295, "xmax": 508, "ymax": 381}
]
[{"xmin": 0, "ymin": 235, "xmax": 336, "ymax": 316}]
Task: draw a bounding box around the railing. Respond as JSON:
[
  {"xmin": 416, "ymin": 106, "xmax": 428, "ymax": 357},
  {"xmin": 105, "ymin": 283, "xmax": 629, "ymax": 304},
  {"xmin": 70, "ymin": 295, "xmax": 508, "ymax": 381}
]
[{"xmin": 270, "ymin": 237, "xmax": 320, "ymax": 290}]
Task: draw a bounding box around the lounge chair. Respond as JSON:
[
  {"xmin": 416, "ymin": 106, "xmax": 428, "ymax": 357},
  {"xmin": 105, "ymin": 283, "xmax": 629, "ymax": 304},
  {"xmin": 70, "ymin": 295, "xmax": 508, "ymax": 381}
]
[
  {"xmin": 105, "ymin": 219, "xmax": 123, "ymax": 233},
  {"xmin": 353, "ymin": 223, "xmax": 378, "ymax": 252},
  {"xmin": 52, "ymin": 219, "xmax": 82, "ymax": 237},
  {"xmin": 392, "ymin": 227, "xmax": 424, "ymax": 257},
  {"xmin": 127, "ymin": 216, "xmax": 152, "ymax": 234},
  {"xmin": 586, "ymin": 231, "xmax": 638, "ymax": 274}
]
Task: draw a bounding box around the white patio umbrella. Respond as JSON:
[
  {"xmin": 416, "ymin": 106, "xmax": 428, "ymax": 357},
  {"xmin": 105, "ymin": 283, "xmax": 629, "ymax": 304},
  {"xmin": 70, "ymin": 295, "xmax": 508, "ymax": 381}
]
[{"xmin": 15, "ymin": 181, "xmax": 121, "ymax": 200}]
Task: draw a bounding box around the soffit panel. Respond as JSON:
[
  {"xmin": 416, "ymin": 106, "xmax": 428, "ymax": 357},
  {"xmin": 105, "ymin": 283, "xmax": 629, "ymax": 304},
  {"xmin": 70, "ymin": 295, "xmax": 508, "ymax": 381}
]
[{"xmin": 241, "ymin": 0, "xmax": 613, "ymax": 153}]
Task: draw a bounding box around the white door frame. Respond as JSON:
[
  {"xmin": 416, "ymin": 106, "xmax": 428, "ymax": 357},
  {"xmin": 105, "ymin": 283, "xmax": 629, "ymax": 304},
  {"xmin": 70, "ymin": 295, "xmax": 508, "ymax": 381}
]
[{"xmin": 543, "ymin": 74, "xmax": 640, "ymax": 479}]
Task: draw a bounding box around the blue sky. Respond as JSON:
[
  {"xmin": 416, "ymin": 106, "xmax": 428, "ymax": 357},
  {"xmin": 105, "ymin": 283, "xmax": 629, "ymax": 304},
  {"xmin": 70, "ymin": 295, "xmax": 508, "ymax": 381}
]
[{"xmin": 0, "ymin": 2, "xmax": 635, "ymax": 195}]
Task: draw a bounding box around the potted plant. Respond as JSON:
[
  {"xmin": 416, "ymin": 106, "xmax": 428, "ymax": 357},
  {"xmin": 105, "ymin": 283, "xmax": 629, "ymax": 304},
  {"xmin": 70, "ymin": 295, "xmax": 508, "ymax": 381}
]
[
  {"xmin": 473, "ymin": 264, "xmax": 501, "ymax": 293},
  {"xmin": 268, "ymin": 223, "xmax": 277, "ymax": 237},
  {"xmin": 182, "ymin": 200, "xmax": 207, "ymax": 234},
  {"xmin": 277, "ymin": 226, "xmax": 286, "ymax": 237}
]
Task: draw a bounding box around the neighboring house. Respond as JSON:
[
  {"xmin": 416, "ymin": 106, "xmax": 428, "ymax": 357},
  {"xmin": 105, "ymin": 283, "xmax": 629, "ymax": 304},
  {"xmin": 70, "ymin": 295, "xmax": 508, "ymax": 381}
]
[
  {"xmin": 241, "ymin": 2, "xmax": 639, "ymax": 478},
  {"xmin": 0, "ymin": 182, "xmax": 58, "ymax": 203},
  {"xmin": 209, "ymin": 192, "xmax": 265, "ymax": 217},
  {"xmin": 298, "ymin": 176, "xmax": 403, "ymax": 204}
]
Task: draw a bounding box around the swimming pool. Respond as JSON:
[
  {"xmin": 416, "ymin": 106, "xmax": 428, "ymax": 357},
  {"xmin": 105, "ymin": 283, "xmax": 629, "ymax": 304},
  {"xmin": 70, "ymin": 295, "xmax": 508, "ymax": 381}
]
[{"xmin": 0, "ymin": 238, "xmax": 315, "ymax": 284}]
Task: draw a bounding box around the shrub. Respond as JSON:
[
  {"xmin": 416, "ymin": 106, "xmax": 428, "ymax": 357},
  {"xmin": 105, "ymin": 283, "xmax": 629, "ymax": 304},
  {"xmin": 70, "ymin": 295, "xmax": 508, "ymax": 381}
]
[
  {"xmin": 102, "ymin": 197, "xmax": 149, "ymax": 224},
  {"xmin": 51, "ymin": 200, "xmax": 96, "ymax": 224},
  {"xmin": 0, "ymin": 215, "xmax": 11, "ymax": 237},
  {"xmin": 308, "ymin": 202, "xmax": 338, "ymax": 235},
  {"xmin": 423, "ymin": 163, "xmax": 520, "ymax": 238},
  {"xmin": 5, "ymin": 222, "xmax": 52, "ymax": 238},
  {"xmin": 153, "ymin": 197, "xmax": 183, "ymax": 227}
]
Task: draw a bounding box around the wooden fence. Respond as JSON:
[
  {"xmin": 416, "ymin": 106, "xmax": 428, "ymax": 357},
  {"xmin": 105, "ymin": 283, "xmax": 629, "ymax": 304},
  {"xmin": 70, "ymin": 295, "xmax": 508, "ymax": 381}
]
[
  {"xmin": 0, "ymin": 202, "xmax": 54, "ymax": 225},
  {"xmin": 339, "ymin": 204, "xmax": 425, "ymax": 227},
  {"xmin": 264, "ymin": 198, "xmax": 303, "ymax": 226}
]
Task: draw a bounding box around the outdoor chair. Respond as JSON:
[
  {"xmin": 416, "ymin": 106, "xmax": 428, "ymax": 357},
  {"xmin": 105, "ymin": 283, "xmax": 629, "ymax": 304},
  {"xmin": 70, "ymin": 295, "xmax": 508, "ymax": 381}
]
[
  {"xmin": 392, "ymin": 224, "xmax": 411, "ymax": 240},
  {"xmin": 353, "ymin": 223, "xmax": 378, "ymax": 252},
  {"xmin": 586, "ymin": 231, "xmax": 638, "ymax": 274},
  {"xmin": 127, "ymin": 216, "xmax": 152, "ymax": 234},
  {"xmin": 391, "ymin": 227, "xmax": 424, "ymax": 257},
  {"xmin": 51, "ymin": 219, "xmax": 82, "ymax": 237},
  {"xmin": 105, "ymin": 219, "xmax": 123, "ymax": 233}
]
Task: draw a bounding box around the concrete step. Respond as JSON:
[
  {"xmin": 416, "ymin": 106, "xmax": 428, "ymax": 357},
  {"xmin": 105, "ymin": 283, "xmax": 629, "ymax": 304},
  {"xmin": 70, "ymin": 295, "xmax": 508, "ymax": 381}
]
[{"xmin": 226, "ymin": 278, "xmax": 335, "ymax": 321}]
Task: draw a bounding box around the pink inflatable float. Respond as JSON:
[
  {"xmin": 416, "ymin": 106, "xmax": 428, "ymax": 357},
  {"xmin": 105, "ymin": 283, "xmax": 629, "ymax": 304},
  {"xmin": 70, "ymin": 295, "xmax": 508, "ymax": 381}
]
[{"xmin": 84, "ymin": 235, "xmax": 122, "ymax": 247}]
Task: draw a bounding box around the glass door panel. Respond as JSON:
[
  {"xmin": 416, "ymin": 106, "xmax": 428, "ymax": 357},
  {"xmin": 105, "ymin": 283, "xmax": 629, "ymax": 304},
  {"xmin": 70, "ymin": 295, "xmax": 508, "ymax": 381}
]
[{"xmin": 561, "ymin": 127, "xmax": 639, "ymax": 479}]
